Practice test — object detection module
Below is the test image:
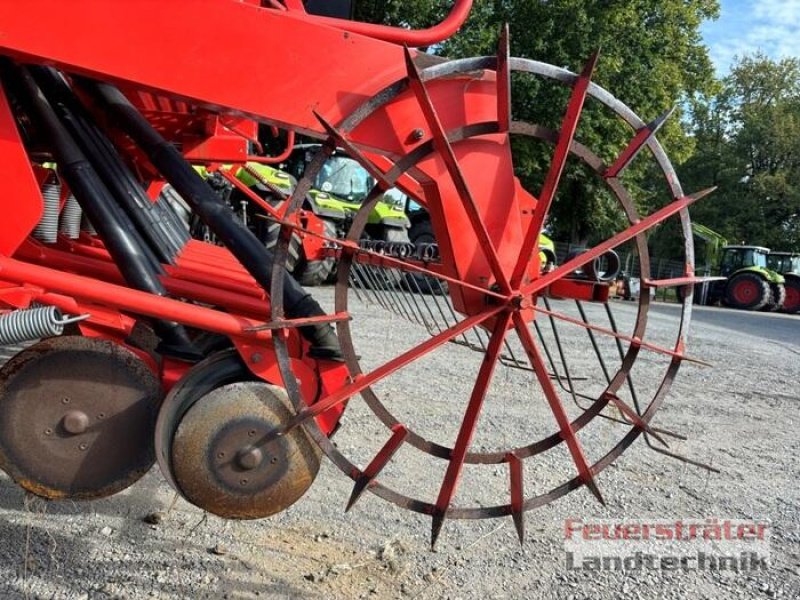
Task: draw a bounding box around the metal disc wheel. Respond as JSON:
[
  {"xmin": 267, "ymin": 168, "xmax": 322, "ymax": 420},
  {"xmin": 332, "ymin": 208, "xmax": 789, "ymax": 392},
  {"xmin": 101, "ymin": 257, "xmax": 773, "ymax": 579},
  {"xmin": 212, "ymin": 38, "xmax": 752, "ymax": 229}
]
[
  {"xmin": 169, "ymin": 381, "xmax": 321, "ymax": 519},
  {"xmin": 0, "ymin": 336, "xmax": 162, "ymax": 500},
  {"xmin": 269, "ymin": 35, "xmax": 709, "ymax": 546},
  {"xmin": 155, "ymin": 349, "xmax": 253, "ymax": 493}
]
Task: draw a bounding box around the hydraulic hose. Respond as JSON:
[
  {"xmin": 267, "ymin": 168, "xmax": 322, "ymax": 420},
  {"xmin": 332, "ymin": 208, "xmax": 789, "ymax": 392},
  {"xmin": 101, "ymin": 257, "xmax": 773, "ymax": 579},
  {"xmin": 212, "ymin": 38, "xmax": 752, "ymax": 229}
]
[
  {"xmin": 84, "ymin": 79, "xmax": 342, "ymax": 359},
  {"xmin": 5, "ymin": 63, "xmax": 198, "ymax": 359}
]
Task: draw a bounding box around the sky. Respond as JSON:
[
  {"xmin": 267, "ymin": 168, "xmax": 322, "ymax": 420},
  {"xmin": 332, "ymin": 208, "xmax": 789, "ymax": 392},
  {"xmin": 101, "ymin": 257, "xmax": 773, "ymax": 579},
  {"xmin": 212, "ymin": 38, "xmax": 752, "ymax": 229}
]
[{"xmin": 701, "ymin": 0, "xmax": 800, "ymax": 75}]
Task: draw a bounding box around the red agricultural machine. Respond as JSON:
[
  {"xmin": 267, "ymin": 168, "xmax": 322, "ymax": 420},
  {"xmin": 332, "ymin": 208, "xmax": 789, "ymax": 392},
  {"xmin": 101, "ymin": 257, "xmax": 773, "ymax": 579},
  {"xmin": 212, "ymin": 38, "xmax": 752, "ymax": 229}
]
[{"xmin": 0, "ymin": 1, "xmax": 716, "ymax": 547}]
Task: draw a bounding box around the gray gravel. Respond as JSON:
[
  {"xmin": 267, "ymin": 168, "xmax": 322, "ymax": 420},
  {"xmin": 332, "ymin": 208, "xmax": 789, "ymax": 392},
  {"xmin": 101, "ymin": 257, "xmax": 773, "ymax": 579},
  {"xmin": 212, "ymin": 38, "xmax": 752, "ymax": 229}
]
[{"xmin": 0, "ymin": 288, "xmax": 797, "ymax": 600}]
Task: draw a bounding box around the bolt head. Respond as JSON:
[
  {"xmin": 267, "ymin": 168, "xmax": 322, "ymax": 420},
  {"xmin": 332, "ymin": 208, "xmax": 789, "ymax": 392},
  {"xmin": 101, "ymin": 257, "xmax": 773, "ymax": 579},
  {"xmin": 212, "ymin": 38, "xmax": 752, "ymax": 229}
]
[
  {"xmin": 62, "ymin": 410, "xmax": 89, "ymax": 435},
  {"xmin": 236, "ymin": 447, "xmax": 264, "ymax": 471}
]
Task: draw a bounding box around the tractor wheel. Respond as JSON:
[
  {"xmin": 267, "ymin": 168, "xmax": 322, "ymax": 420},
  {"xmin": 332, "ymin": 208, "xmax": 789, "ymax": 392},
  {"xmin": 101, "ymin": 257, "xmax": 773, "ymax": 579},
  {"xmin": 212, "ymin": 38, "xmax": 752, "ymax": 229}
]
[
  {"xmin": 383, "ymin": 226, "xmax": 411, "ymax": 243},
  {"xmin": 269, "ymin": 41, "xmax": 708, "ymax": 546},
  {"xmin": 264, "ymin": 220, "xmax": 301, "ymax": 273},
  {"xmin": 296, "ymin": 218, "xmax": 337, "ymax": 287},
  {"xmin": 765, "ymin": 283, "xmax": 786, "ymax": 312},
  {"xmin": 725, "ymin": 273, "xmax": 771, "ymax": 310},
  {"xmin": 782, "ymin": 278, "xmax": 800, "ymax": 314}
]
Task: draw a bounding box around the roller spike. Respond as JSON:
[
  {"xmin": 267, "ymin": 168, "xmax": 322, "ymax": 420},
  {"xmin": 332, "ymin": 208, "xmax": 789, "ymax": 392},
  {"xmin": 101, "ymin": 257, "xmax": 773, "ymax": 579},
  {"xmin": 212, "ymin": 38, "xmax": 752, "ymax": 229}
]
[
  {"xmin": 604, "ymin": 393, "xmax": 669, "ymax": 448},
  {"xmin": 585, "ymin": 477, "xmax": 606, "ymax": 507},
  {"xmin": 431, "ymin": 314, "xmax": 512, "ymax": 541},
  {"xmin": 496, "ymin": 23, "xmax": 512, "ymax": 131},
  {"xmin": 403, "ymin": 43, "xmax": 512, "ymax": 293},
  {"xmin": 581, "ymin": 49, "xmax": 601, "ymax": 79},
  {"xmin": 508, "ymin": 453, "xmax": 525, "ymax": 544},
  {"xmin": 345, "ymin": 424, "xmax": 408, "ymax": 512},
  {"xmin": 431, "ymin": 512, "xmax": 445, "ymax": 550},
  {"xmin": 403, "ymin": 45, "xmax": 422, "ymax": 82},
  {"xmin": 605, "ymin": 106, "xmax": 676, "ymax": 178},
  {"xmin": 345, "ymin": 477, "xmax": 369, "ymax": 513},
  {"xmin": 510, "ymin": 48, "xmax": 601, "ymax": 287}
]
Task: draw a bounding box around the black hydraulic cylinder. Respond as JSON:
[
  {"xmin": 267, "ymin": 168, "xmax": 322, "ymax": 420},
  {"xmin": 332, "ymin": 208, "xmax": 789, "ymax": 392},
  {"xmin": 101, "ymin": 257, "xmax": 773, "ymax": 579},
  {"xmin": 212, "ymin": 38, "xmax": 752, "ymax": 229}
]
[
  {"xmin": 7, "ymin": 64, "xmax": 198, "ymax": 358},
  {"xmin": 31, "ymin": 66, "xmax": 188, "ymax": 264}
]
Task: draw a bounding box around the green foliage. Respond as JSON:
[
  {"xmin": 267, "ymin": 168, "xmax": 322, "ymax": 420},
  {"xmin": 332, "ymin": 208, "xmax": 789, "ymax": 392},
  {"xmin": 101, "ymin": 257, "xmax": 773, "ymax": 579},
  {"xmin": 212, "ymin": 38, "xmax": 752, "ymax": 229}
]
[
  {"xmin": 355, "ymin": 0, "xmax": 719, "ymax": 245},
  {"xmin": 681, "ymin": 54, "xmax": 800, "ymax": 252}
]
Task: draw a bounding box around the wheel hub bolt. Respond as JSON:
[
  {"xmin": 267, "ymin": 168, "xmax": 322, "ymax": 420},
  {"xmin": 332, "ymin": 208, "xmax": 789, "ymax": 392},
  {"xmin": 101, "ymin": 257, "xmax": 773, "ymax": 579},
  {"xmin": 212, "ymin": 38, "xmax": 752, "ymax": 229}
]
[
  {"xmin": 62, "ymin": 410, "xmax": 89, "ymax": 435},
  {"xmin": 236, "ymin": 447, "xmax": 263, "ymax": 471}
]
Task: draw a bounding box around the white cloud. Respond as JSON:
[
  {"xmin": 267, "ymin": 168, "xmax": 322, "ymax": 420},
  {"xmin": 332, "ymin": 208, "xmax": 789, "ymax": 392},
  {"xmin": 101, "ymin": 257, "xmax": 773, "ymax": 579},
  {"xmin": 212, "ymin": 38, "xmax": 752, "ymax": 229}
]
[{"xmin": 703, "ymin": 0, "xmax": 800, "ymax": 74}]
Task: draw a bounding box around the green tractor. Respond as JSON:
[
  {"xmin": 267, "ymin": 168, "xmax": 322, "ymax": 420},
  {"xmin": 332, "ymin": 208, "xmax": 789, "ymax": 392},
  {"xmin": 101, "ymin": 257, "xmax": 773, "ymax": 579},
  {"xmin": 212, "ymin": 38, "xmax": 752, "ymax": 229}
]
[
  {"xmin": 767, "ymin": 251, "xmax": 800, "ymax": 314},
  {"xmin": 692, "ymin": 223, "xmax": 786, "ymax": 311},
  {"xmin": 283, "ymin": 145, "xmax": 410, "ymax": 240}
]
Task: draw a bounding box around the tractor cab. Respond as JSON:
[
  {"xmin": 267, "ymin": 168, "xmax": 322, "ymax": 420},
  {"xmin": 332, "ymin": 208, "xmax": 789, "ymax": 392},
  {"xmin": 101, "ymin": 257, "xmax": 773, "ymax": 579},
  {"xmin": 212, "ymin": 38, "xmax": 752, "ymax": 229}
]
[
  {"xmin": 768, "ymin": 252, "xmax": 800, "ymax": 275},
  {"xmin": 282, "ymin": 145, "xmax": 410, "ymax": 242},
  {"xmin": 719, "ymin": 245, "xmax": 770, "ymax": 277}
]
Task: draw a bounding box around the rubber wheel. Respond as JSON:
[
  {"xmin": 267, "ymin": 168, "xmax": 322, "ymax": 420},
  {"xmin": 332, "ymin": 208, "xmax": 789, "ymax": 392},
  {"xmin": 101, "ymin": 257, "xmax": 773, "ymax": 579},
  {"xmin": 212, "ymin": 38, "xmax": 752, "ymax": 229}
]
[
  {"xmin": 782, "ymin": 278, "xmax": 800, "ymax": 314},
  {"xmin": 404, "ymin": 219, "xmax": 448, "ymax": 295},
  {"xmin": 725, "ymin": 273, "xmax": 771, "ymax": 310},
  {"xmin": 264, "ymin": 220, "xmax": 302, "ymax": 273},
  {"xmin": 382, "ymin": 226, "xmax": 410, "ymax": 243},
  {"xmin": 296, "ymin": 218, "xmax": 337, "ymax": 287},
  {"xmin": 764, "ymin": 283, "xmax": 786, "ymax": 312}
]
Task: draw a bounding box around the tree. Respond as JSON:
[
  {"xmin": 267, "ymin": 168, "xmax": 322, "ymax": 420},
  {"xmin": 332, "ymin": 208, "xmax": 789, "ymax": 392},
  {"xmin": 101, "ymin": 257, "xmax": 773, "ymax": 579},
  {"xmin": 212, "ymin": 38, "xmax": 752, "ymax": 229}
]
[
  {"xmin": 355, "ymin": 0, "xmax": 720, "ymax": 246},
  {"xmin": 681, "ymin": 54, "xmax": 800, "ymax": 252}
]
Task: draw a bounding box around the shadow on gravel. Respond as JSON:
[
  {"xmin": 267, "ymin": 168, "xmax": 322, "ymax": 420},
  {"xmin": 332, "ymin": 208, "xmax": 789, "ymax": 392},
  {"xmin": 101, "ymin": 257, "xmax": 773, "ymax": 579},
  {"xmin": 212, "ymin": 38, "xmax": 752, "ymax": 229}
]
[{"xmin": 0, "ymin": 475, "xmax": 314, "ymax": 599}]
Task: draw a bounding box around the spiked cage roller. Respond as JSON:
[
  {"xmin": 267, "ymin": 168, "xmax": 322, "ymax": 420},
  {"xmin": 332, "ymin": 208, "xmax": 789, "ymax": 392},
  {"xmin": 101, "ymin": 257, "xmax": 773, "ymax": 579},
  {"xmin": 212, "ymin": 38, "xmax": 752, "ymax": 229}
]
[{"xmin": 0, "ymin": 1, "xmax": 717, "ymax": 547}]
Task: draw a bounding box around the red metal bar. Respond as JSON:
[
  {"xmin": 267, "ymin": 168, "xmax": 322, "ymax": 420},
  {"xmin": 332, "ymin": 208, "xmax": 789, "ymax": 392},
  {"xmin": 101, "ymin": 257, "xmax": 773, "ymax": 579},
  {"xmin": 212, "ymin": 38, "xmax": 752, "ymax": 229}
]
[
  {"xmin": 244, "ymin": 312, "xmax": 351, "ymax": 332},
  {"xmin": 216, "ymin": 168, "xmax": 282, "ymax": 220},
  {"xmin": 272, "ymin": 305, "xmax": 506, "ymax": 436},
  {"xmin": 404, "ymin": 48, "xmax": 512, "ymax": 294},
  {"xmin": 294, "ymin": 0, "xmax": 473, "ymax": 47},
  {"xmin": 511, "ymin": 52, "xmax": 599, "ymax": 288},
  {"xmin": 642, "ymin": 275, "xmax": 726, "ymax": 289},
  {"xmin": 533, "ymin": 304, "xmax": 711, "ymax": 366},
  {"xmin": 513, "ymin": 312, "xmax": 605, "ymax": 506},
  {"xmin": 522, "ymin": 188, "xmax": 716, "ymax": 297},
  {"xmin": 0, "ymin": 256, "xmax": 275, "ymax": 342},
  {"xmin": 604, "ymin": 108, "xmax": 674, "ymax": 179},
  {"xmin": 346, "ymin": 424, "xmax": 409, "ymax": 511},
  {"xmin": 431, "ymin": 311, "xmax": 512, "ymax": 548}
]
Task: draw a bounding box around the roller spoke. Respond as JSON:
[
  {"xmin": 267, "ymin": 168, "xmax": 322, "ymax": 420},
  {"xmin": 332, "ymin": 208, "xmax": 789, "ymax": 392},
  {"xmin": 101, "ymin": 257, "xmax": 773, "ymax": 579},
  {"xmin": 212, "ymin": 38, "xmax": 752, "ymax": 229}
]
[
  {"xmin": 404, "ymin": 47, "xmax": 511, "ymax": 293},
  {"xmin": 511, "ymin": 51, "xmax": 600, "ymax": 287},
  {"xmin": 522, "ymin": 187, "xmax": 716, "ymax": 297},
  {"xmin": 269, "ymin": 306, "xmax": 506, "ymax": 443},
  {"xmin": 431, "ymin": 311, "xmax": 513, "ymax": 548},
  {"xmin": 346, "ymin": 424, "xmax": 409, "ymax": 511},
  {"xmin": 513, "ymin": 312, "xmax": 605, "ymax": 506}
]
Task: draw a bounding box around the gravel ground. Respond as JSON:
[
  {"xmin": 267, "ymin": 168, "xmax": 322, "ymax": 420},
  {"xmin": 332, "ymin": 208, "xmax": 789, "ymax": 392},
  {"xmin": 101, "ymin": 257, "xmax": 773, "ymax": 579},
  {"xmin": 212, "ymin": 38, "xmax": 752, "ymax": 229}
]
[{"xmin": 0, "ymin": 287, "xmax": 797, "ymax": 600}]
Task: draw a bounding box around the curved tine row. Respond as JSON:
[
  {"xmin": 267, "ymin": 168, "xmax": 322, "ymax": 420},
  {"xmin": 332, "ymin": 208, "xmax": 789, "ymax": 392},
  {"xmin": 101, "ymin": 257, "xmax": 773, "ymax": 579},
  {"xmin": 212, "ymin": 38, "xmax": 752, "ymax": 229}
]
[{"xmin": 358, "ymin": 239, "xmax": 441, "ymax": 262}]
